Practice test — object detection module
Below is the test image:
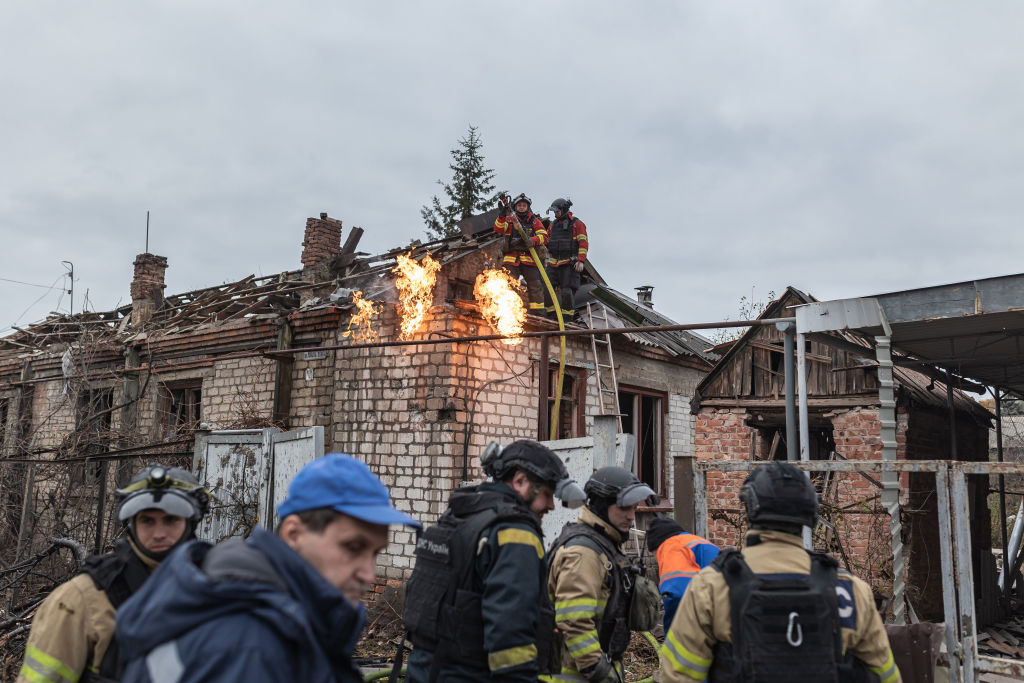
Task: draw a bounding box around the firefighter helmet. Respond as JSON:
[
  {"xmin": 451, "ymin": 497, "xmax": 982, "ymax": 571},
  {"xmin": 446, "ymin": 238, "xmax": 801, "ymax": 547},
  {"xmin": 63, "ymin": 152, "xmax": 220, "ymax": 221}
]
[
  {"xmin": 740, "ymin": 461, "xmax": 819, "ymax": 529},
  {"xmin": 481, "ymin": 440, "xmax": 585, "ymax": 508},
  {"xmin": 512, "ymin": 193, "xmax": 532, "ymax": 215},
  {"xmin": 547, "ymin": 198, "xmax": 573, "ymax": 216},
  {"xmin": 585, "ymin": 466, "xmax": 656, "ymax": 510},
  {"xmin": 115, "ymin": 464, "xmax": 209, "ymax": 560}
]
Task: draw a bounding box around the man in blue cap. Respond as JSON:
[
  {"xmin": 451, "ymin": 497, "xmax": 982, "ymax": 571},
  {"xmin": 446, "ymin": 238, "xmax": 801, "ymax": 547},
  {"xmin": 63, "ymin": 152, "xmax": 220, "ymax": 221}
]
[{"xmin": 116, "ymin": 454, "xmax": 420, "ymax": 683}]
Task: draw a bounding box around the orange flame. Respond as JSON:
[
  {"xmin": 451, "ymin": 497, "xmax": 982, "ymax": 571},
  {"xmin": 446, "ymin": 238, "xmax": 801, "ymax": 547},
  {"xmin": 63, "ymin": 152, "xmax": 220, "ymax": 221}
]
[
  {"xmin": 393, "ymin": 252, "xmax": 441, "ymax": 340},
  {"xmin": 343, "ymin": 291, "xmax": 382, "ymax": 342},
  {"xmin": 474, "ymin": 268, "xmax": 526, "ymax": 345}
]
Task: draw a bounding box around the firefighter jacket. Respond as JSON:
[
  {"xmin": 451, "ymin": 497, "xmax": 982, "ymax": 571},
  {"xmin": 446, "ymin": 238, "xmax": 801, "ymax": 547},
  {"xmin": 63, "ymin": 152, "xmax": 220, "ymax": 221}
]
[
  {"xmin": 116, "ymin": 527, "xmax": 364, "ymax": 682},
  {"xmin": 659, "ymin": 530, "xmax": 901, "ymax": 683},
  {"xmin": 404, "ymin": 481, "xmax": 548, "ymax": 683},
  {"xmin": 543, "ymin": 507, "xmax": 630, "ymax": 681},
  {"xmin": 546, "ymin": 213, "xmax": 589, "ymax": 268},
  {"xmin": 494, "ymin": 211, "xmax": 548, "ymax": 267},
  {"xmin": 655, "ymin": 532, "xmax": 719, "ymax": 633},
  {"xmin": 18, "ymin": 539, "xmax": 155, "ymax": 683}
]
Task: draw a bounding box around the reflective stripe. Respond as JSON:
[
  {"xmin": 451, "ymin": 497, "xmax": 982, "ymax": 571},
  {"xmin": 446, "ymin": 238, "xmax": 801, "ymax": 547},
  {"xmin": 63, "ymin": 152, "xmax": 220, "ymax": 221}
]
[
  {"xmin": 661, "ymin": 570, "xmax": 697, "ymax": 581},
  {"xmin": 496, "ymin": 528, "xmax": 543, "ymax": 558},
  {"xmin": 488, "ymin": 643, "xmax": 537, "ymax": 672},
  {"xmin": 145, "ymin": 641, "xmax": 184, "ymax": 683},
  {"xmin": 565, "ymin": 630, "xmax": 601, "ymax": 657},
  {"xmin": 20, "ymin": 645, "xmax": 80, "ymax": 683},
  {"xmin": 554, "ymin": 597, "xmax": 606, "ymax": 620},
  {"xmin": 870, "ymin": 651, "xmax": 899, "ymax": 683},
  {"xmin": 661, "ymin": 630, "xmax": 711, "ymax": 680}
]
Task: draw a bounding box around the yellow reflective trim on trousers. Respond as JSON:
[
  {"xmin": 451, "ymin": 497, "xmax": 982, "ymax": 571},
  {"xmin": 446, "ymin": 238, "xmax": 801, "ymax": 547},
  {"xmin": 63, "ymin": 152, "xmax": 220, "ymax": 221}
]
[
  {"xmin": 870, "ymin": 651, "xmax": 899, "ymax": 683},
  {"xmin": 496, "ymin": 528, "xmax": 543, "ymax": 558},
  {"xmin": 661, "ymin": 630, "xmax": 711, "ymax": 680},
  {"xmin": 488, "ymin": 643, "xmax": 538, "ymax": 672},
  {"xmin": 20, "ymin": 645, "xmax": 80, "ymax": 683}
]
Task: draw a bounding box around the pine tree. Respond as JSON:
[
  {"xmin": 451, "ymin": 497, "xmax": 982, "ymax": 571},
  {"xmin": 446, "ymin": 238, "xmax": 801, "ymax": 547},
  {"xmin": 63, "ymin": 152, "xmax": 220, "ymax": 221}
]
[{"xmin": 422, "ymin": 126, "xmax": 501, "ymax": 240}]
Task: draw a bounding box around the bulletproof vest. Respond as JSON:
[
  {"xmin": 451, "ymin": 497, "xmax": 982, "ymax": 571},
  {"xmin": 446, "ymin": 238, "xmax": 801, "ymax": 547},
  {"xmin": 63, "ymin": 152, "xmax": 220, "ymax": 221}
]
[
  {"xmin": 547, "ymin": 216, "xmax": 578, "ymax": 260},
  {"xmin": 546, "ymin": 521, "xmax": 634, "ymax": 662},
  {"xmin": 707, "ymin": 548, "xmax": 843, "ymax": 683},
  {"xmin": 403, "ymin": 485, "xmax": 545, "ymax": 673},
  {"xmin": 505, "ymin": 212, "xmax": 538, "ymax": 253},
  {"xmin": 79, "ymin": 540, "xmax": 151, "ymax": 682}
]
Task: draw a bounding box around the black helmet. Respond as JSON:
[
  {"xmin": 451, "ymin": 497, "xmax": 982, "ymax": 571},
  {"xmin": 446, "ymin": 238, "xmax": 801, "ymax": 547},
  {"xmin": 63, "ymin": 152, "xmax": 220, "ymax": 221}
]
[
  {"xmin": 740, "ymin": 461, "xmax": 818, "ymax": 530},
  {"xmin": 512, "ymin": 193, "xmax": 532, "ymax": 215},
  {"xmin": 481, "ymin": 440, "xmax": 585, "ymax": 508},
  {"xmin": 115, "ymin": 463, "xmax": 210, "ymax": 561},
  {"xmin": 547, "ymin": 198, "xmax": 573, "ymax": 216},
  {"xmin": 584, "ymin": 466, "xmax": 656, "ymax": 519}
]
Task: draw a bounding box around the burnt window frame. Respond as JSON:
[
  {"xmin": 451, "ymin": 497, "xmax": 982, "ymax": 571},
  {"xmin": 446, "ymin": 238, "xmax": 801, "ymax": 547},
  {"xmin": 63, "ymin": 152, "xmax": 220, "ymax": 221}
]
[
  {"xmin": 547, "ymin": 365, "xmax": 587, "ymax": 440},
  {"xmin": 617, "ymin": 384, "xmax": 669, "ymax": 499},
  {"xmin": 159, "ymin": 380, "xmax": 203, "ymax": 439}
]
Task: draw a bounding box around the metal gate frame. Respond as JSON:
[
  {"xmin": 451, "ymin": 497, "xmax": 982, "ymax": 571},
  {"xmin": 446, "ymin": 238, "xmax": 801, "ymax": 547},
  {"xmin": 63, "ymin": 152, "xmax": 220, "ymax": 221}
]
[{"xmin": 693, "ymin": 458, "xmax": 1024, "ymax": 683}]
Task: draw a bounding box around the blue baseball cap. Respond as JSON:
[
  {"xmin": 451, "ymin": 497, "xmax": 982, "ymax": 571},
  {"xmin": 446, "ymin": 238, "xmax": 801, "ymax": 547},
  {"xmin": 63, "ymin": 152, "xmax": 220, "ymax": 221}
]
[{"xmin": 277, "ymin": 453, "xmax": 421, "ymax": 529}]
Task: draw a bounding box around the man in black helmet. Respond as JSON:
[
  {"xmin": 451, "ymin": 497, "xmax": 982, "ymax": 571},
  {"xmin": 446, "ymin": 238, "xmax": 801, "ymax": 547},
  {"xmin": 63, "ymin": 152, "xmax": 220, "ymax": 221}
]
[
  {"xmin": 543, "ymin": 198, "xmax": 588, "ymax": 322},
  {"xmin": 542, "ymin": 466, "xmax": 657, "ymax": 683},
  {"xmin": 494, "ymin": 193, "xmax": 549, "ymax": 315},
  {"xmin": 659, "ymin": 461, "xmax": 900, "ymax": 683},
  {"xmin": 404, "ymin": 440, "xmax": 585, "ymax": 682},
  {"xmin": 18, "ymin": 464, "xmax": 208, "ymax": 683}
]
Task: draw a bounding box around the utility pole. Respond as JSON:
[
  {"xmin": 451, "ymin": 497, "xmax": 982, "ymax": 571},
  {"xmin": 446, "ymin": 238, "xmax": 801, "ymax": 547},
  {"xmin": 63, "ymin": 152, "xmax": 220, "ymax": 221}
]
[{"xmin": 62, "ymin": 261, "xmax": 74, "ymax": 317}]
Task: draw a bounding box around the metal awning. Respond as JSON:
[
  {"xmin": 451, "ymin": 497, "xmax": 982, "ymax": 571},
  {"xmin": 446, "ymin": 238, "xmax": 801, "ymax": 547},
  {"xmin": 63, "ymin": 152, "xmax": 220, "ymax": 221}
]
[{"xmin": 795, "ymin": 273, "xmax": 1024, "ymax": 397}]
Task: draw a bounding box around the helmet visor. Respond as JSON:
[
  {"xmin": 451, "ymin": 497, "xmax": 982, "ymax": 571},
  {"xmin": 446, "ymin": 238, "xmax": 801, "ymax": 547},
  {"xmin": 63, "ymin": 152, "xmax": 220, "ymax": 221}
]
[
  {"xmin": 118, "ymin": 490, "xmax": 196, "ymax": 522},
  {"xmin": 554, "ymin": 478, "xmax": 586, "ymax": 509},
  {"xmin": 617, "ymin": 481, "xmax": 657, "ymax": 508}
]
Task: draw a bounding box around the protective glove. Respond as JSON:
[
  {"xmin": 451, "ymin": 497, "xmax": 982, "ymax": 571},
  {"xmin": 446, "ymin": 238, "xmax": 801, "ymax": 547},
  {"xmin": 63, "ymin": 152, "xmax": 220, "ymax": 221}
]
[
  {"xmin": 574, "ymin": 260, "xmax": 585, "ymax": 273},
  {"xmin": 581, "ymin": 655, "xmax": 623, "ymax": 683},
  {"xmin": 497, "ymin": 196, "xmax": 510, "ymax": 218}
]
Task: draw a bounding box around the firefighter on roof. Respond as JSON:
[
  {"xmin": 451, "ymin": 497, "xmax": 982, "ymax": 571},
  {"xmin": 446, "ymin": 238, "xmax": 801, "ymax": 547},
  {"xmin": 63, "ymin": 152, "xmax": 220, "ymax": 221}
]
[
  {"xmin": 495, "ymin": 193, "xmax": 549, "ymax": 314},
  {"xmin": 18, "ymin": 464, "xmax": 208, "ymax": 683},
  {"xmin": 659, "ymin": 461, "xmax": 901, "ymax": 683},
  {"xmin": 544, "ymin": 198, "xmax": 588, "ymax": 321}
]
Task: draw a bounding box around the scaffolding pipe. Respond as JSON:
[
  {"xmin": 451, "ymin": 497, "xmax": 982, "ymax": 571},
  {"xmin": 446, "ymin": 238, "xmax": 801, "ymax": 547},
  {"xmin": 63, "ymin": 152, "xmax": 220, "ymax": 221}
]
[{"xmin": 999, "ymin": 501, "xmax": 1024, "ymax": 592}]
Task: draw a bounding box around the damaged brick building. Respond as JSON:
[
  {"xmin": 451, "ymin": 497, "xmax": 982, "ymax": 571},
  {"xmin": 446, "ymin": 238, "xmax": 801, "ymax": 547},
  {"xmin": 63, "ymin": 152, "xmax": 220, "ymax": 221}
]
[
  {"xmin": 691, "ymin": 287, "xmax": 994, "ymax": 621},
  {"xmin": 0, "ymin": 212, "xmax": 717, "ymax": 592}
]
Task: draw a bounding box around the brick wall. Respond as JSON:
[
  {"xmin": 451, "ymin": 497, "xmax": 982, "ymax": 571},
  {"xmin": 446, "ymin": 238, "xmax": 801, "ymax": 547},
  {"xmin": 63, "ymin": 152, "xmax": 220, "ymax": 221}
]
[{"xmin": 301, "ymin": 213, "xmax": 343, "ymax": 269}]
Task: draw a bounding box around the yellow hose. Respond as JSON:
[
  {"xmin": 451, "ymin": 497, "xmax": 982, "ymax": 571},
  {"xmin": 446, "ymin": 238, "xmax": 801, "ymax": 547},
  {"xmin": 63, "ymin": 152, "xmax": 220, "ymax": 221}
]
[{"xmin": 509, "ymin": 212, "xmax": 566, "ymax": 441}]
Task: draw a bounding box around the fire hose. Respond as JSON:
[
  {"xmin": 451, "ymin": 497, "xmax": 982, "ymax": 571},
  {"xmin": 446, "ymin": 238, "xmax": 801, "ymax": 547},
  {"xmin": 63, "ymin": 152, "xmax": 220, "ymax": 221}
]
[{"xmin": 506, "ymin": 207, "xmax": 566, "ymax": 441}]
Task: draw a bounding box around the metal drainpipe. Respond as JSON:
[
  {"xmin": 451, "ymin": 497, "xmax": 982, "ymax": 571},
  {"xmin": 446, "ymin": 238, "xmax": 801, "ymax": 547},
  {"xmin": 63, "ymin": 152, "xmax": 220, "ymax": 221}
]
[
  {"xmin": 875, "ymin": 321, "xmax": 907, "ymax": 624},
  {"xmin": 779, "ymin": 322, "xmax": 797, "ymax": 462},
  {"xmin": 796, "ymin": 331, "xmax": 812, "ymax": 549}
]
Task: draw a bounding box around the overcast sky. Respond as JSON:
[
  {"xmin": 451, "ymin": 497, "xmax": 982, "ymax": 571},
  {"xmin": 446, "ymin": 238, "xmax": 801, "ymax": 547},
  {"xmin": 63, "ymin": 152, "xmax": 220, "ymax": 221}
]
[{"xmin": 3, "ymin": 2, "xmax": 1022, "ymax": 338}]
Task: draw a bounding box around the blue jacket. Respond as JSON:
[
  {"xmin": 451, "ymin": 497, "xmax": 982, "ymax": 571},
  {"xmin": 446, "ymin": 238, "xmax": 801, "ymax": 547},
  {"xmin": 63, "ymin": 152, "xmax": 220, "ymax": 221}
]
[
  {"xmin": 116, "ymin": 527, "xmax": 365, "ymax": 683},
  {"xmin": 656, "ymin": 532, "xmax": 719, "ymax": 633}
]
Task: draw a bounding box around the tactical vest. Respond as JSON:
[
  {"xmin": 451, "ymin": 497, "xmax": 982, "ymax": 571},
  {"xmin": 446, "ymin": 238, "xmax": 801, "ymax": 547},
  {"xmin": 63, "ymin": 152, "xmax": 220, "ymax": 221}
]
[
  {"xmin": 708, "ymin": 548, "xmax": 878, "ymax": 683},
  {"xmin": 505, "ymin": 212, "xmax": 538, "ymax": 254},
  {"xmin": 546, "ymin": 521, "xmax": 634, "ymax": 662},
  {"xmin": 79, "ymin": 541, "xmax": 151, "ymax": 683},
  {"xmin": 403, "ymin": 486, "xmax": 550, "ymax": 674},
  {"xmin": 547, "ymin": 217, "xmax": 578, "ymax": 261}
]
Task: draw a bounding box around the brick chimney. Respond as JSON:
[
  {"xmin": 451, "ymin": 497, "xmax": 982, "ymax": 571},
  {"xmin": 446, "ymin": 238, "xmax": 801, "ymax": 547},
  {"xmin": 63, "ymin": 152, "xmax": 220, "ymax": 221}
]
[
  {"xmin": 635, "ymin": 285, "xmax": 654, "ymax": 308},
  {"xmin": 131, "ymin": 253, "xmax": 168, "ymax": 326},
  {"xmin": 301, "ymin": 213, "xmax": 343, "ymax": 277}
]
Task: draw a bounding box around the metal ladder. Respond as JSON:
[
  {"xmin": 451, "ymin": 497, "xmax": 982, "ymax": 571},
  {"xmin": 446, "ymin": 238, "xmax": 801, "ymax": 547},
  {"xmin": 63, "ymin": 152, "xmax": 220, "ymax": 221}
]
[{"xmin": 587, "ymin": 303, "xmax": 622, "ymax": 430}]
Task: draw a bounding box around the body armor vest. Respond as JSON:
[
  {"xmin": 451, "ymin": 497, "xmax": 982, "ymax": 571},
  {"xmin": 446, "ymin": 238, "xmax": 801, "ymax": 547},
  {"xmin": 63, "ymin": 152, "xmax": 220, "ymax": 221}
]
[
  {"xmin": 403, "ymin": 485, "xmax": 549, "ymax": 675},
  {"xmin": 546, "ymin": 522, "xmax": 634, "ymax": 662},
  {"xmin": 79, "ymin": 541, "xmax": 151, "ymax": 682},
  {"xmin": 708, "ymin": 548, "xmax": 878, "ymax": 683},
  {"xmin": 547, "ymin": 217, "xmax": 578, "ymax": 261}
]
